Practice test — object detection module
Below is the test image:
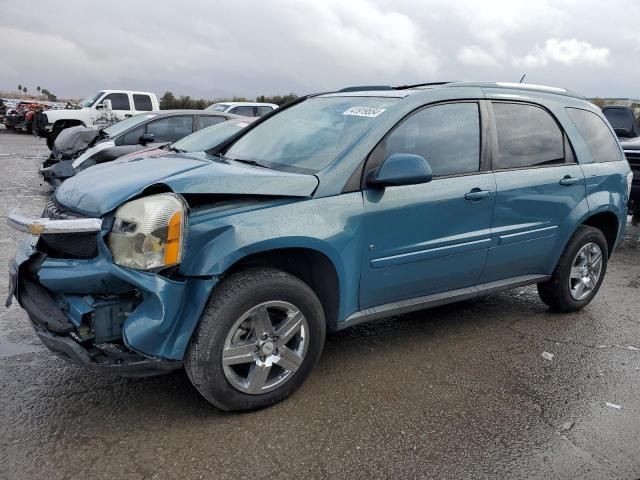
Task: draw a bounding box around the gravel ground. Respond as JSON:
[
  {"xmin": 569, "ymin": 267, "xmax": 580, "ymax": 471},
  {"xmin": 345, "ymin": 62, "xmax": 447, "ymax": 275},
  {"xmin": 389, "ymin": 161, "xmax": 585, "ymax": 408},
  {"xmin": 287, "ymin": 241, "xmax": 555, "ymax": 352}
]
[{"xmin": 1, "ymin": 126, "xmax": 639, "ymax": 480}]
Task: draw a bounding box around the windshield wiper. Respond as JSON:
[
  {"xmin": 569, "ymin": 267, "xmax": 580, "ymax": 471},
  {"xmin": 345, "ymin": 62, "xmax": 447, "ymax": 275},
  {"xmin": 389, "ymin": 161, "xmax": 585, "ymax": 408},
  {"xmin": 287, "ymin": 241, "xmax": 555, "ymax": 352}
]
[
  {"xmin": 230, "ymin": 157, "xmax": 271, "ymax": 169},
  {"xmin": 167, "ymin": 145, "xmax": 185, "ymax": 153}
]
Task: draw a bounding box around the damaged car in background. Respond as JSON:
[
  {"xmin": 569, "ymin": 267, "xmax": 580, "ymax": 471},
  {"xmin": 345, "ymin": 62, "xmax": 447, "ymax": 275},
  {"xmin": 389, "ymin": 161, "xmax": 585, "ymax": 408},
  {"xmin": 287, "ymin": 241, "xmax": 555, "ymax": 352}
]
[
  {"xmin": 40, "ymin": 110, "xmax": 240, "ymax": 187},
  {"xmin": 6, "ymin": 82, "xmax": 631, "ymax": 411}
]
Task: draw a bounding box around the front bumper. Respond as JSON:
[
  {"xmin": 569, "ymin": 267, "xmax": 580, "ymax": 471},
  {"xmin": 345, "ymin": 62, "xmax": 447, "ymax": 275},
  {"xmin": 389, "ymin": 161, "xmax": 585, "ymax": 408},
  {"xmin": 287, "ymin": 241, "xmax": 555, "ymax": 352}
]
[
  {"xmin": 7, "ymin": 221, "xmax": 217, "ymax": 374},
  {"xmin": 8, "ymin": 248, "xmax": 183, "ymax": 376}
]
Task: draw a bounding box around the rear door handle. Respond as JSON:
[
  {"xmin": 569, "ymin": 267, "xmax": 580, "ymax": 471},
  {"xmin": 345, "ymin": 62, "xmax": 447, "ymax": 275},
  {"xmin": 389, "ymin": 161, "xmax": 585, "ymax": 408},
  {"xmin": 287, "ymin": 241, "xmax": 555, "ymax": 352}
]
[
  {"xmin": 559, "ymin": 176, "xmax": 579, "ymax": 186},
  {"xmin": 464, "ymin": 189, "xmax": 491, "ymax": 201}
]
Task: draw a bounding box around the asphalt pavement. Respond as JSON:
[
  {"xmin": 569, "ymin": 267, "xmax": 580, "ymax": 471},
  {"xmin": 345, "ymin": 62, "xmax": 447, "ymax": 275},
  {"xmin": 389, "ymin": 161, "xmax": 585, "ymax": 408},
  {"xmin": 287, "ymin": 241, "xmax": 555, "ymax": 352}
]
[{"xmin": 0, "ymin": 126, "xmax": 639, "ymax": 480}]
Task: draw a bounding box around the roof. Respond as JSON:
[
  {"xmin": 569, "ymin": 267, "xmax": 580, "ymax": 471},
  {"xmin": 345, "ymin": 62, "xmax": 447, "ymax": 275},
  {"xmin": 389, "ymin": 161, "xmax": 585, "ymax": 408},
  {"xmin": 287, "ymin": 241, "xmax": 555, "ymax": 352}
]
[
  {"xmin": 100, "ymin": 89, "xmax": 156, "ymax": 96},
  {"xmin": 211, "ymin": 101, "xmax": 279, "ymax": 107},
  {"xmin": 329, "ymin": 81, "xmax": 584, "ymax": 99},
  {"xmin": 146, "ymin": 109, "xmax": 241, "ymax": 118}
]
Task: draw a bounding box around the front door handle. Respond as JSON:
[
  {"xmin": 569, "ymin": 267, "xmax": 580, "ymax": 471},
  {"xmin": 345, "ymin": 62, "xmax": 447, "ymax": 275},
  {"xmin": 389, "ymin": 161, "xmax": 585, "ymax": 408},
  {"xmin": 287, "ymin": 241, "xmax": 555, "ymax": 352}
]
[
  {"xmin": 464, "ymin": 188, "xmax": 491, "ymax": 201},
  {"xmin": 559, "ymin": 176, "xmax": 579, "ymax": 186}
]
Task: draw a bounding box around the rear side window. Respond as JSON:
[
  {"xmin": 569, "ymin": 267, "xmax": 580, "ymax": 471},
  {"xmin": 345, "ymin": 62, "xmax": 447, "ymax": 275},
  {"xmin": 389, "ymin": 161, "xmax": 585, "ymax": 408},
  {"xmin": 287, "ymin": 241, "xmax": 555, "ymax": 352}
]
[
  {"xmin": 230, "ymin": 106, "xmax": 255, "ymax": 117},
  {"xmin": 198, "ymin": 115, "xmax": 226, "ymax": 129},
  {"xmin": 566, "ymin": 108, "xmax": 623, "ymax": 162},
  {"xmin": 103, "ymin": 93, "xmax": 130, "ymax": 111},
  {"xmin": 133, "ymin": 94, "xmax": 153, "ymax": 111},
  {"xmin": 383, "ymin": 102, "xmax": 480, "ymax": 177},
  {"xmin": 146, "ymin": 116, "xmax": 193, "ymax": 142},
  {"xmin": 493, "ymin": 103, "xmax": 565, "ymax": 169},
  {"xmin": 257, "ymin": 106, "xmax": 274, "ymax": 116}
]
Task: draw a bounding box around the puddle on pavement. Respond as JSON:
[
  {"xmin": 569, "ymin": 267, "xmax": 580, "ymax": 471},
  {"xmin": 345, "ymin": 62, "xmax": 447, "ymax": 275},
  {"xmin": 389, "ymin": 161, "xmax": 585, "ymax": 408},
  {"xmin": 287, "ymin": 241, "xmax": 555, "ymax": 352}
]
[{"xmin": 0, "ymin": 336, "xmax": 43, "ymax": 357}]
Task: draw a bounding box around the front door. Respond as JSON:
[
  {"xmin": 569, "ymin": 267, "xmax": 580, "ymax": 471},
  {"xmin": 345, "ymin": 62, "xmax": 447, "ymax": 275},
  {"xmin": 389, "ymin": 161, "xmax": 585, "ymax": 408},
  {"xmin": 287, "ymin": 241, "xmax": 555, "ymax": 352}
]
[{"xmin": 359, "ymin": 101, "xmax": 496, "ymax": 308}]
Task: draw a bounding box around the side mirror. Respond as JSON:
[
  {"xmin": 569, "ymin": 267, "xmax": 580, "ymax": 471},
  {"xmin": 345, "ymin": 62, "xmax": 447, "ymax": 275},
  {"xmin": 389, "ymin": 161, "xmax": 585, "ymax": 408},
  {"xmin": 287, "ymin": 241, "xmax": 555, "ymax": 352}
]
[
  {"xmin": 139, "ymin": 133, "xmax": 155, "ymax": 144},
  {"xmin": 614, "ymin": 127, "xmax": 632, "ymax": 138},
  {"xmin": 97, "ymin": 99, "xmax": 112, "ymax": 111},
  {"xmin": 367, "ymin": 153, "xmax": 433, "ymax": 188}
]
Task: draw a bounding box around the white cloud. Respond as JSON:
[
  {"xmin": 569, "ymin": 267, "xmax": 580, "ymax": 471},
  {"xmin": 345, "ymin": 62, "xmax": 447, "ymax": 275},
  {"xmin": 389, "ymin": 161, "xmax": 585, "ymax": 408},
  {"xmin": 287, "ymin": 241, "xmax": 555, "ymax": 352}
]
[
  {"xmin": 457, "ymin": 45, "xmax": 500, "ymax": 67},
  {"xmin": 514, "ymin": 38, "xmax": 610, "ymax": 68},
  {"xmin": 0, "ymin": 0, "xmax": 635, "ymax": 98}
]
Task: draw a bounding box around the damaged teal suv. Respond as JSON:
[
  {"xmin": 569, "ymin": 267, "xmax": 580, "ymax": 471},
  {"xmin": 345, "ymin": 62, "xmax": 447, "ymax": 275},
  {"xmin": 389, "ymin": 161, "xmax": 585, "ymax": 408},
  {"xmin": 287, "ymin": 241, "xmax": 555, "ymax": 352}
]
[{"xmin": 7, "ymin": 82, "xmax": 631, "ymax": 410}]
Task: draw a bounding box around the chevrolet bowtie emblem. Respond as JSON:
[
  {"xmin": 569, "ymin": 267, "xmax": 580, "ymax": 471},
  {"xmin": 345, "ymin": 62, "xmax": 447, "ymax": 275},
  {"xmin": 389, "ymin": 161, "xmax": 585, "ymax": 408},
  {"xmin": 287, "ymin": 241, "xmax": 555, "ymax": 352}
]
[{"xmin": 29, "ymin": 223, "xmax": 45, "ymax": 235}]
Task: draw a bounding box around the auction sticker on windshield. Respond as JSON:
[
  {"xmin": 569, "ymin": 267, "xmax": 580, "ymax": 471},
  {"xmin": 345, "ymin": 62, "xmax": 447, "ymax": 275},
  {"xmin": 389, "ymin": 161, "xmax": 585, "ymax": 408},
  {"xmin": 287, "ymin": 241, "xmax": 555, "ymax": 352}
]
[{"xmin": 343, "ymin": 107, "xmax": 386, "ymax": 118}]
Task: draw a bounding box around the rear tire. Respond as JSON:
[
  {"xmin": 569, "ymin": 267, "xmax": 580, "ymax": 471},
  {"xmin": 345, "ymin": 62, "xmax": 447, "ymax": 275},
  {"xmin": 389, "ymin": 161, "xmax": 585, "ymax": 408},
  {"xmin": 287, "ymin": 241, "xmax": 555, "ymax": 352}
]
[
  {"xmin": 537, "ymin": 226, "xmax": 608, "ymax": 312},
  {"xmin": 185, "ymin": 267, "xmax": 326, "ymax": 411}
]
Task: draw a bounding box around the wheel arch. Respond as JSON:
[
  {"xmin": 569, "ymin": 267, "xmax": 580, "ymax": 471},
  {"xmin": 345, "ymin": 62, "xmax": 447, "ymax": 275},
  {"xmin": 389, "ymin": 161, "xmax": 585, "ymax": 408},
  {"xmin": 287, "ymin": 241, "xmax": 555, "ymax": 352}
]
[
  {"xmin": 220, "ymin": 246, "xmax": 342, "ymax": 331},
  {"xmin": 581, "ymin": 211, "xmax": 620, "ymax": 257},
  {"xmin": 53, "ymin": 119, "xmax": 85, "ymax": 130}
]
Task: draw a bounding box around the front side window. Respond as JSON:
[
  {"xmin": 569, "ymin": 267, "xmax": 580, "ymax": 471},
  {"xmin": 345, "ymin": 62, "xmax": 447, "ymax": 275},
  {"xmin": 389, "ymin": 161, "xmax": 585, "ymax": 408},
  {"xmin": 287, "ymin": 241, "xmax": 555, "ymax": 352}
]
[
  {"xmin": 121, "ymin": 125, "xmax": 145, "ymax": 145},
  {"xmin": 224, "ymin": 96, "xmax": 398, "ymax": 173},
  {"xmin": 567, "ymin": 108, "xmax": 624, "ymax": 163},
  {"xmin": 382, "ymin": 102, "xmax": 480, "ymax": 177},
  {"xmin": 103, "ymin": 93, "xmax": 131, "ymax": 111},
  {"xmin": 104, "ymin": 113, "xmax": 158, "ymax": 138},
  {"xmin": 133, "ymin": 94, "xmax": 153, "ymax": 111},
  {"xmin": 146, "ymin": 115, "xmax": 193, "ymax": 142},
  {"xmin": 493, "ymin": 102, "xmax": 565, "ymax": 169},
  {"xmin": 230, "ymin": 106, "xmax": 255, "ymax": 117}
]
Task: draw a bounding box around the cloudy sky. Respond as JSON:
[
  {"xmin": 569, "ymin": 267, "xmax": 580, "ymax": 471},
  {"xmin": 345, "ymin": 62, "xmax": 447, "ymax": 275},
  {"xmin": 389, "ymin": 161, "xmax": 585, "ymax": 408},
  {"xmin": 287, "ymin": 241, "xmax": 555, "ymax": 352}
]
[{"xmin": 1, "ymin": 0, "xmax": 638, "ymax": 100}]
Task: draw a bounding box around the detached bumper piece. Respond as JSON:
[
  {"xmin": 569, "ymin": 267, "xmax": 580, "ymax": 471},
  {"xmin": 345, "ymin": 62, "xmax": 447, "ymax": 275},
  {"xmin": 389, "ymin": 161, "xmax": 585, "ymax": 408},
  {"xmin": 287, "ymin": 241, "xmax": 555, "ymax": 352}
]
[{"xmin": 12, "ymin": 256, "xmax": 182, "ymax": 377}]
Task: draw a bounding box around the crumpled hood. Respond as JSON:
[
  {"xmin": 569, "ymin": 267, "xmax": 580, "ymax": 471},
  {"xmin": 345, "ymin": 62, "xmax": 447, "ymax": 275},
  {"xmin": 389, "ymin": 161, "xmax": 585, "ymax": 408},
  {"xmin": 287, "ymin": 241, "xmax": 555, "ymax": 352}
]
[
  {"xmin": 55, "ymin": 152, "xmax": 319, "ymax": 216},
  {"xmin": 54, "ymin": 126, "xmax": 100, "ymax": 156}
]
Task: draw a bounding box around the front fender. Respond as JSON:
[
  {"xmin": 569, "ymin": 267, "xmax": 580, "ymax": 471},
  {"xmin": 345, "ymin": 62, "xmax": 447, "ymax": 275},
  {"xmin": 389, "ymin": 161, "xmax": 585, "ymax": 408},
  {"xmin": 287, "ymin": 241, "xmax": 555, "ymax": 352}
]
[{"xmin": 180, "ymin": 193, "xmax": 365, "ymax": 321}]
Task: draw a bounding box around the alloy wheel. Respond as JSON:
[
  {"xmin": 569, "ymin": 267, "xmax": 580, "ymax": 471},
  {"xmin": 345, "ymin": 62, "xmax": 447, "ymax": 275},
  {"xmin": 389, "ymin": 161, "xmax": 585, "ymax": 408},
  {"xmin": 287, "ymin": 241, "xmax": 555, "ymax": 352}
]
[
  {"xmin": 222, "ymin": 301, "xmax": 309, "ymax": 394},
  {"xmin": 569, "ymin": 242, "xmax": 603, "ymax": 301}
]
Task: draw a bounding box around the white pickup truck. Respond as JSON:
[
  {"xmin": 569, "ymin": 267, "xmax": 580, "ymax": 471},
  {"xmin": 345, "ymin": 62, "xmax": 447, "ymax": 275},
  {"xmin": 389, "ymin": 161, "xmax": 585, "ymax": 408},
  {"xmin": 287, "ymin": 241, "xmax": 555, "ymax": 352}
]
[{"xmin": 34, "ymin": 90, "xmax": 160, "ymax": 149}]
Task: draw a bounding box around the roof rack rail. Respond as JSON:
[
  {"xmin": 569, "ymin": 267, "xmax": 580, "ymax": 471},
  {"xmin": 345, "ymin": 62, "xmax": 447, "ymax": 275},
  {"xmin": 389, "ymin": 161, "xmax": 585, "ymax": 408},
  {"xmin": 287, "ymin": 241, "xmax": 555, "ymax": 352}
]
[
  {"xmin": 338, "ymin": 85, "xmax": 393, "ymax": 92},
  {"xmin": 393, "ymin": 81, "xmax": 455, "ymax": 90}
]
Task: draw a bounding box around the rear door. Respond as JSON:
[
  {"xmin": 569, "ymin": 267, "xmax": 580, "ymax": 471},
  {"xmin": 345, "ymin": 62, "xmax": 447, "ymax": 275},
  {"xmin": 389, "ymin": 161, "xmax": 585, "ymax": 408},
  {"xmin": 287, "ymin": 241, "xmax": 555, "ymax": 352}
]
[
  {"xmin": 359, "ymin": 101, "xmax": 496, "ymax": 308},
  {"xmin": 479, "ymin": 101, "xmax": 586, "ymax": 283},
  {"xmin": 132, "ymin": 94, "xmax": 154, "ymax": 114}
]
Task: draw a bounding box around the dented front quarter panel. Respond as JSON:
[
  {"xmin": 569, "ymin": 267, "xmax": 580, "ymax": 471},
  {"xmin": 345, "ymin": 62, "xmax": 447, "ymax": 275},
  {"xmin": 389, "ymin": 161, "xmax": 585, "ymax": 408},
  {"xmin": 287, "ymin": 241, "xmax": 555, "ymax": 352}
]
[{"xmin": 181, "ymin": 192, "xmax": 365, "ymax": 322}]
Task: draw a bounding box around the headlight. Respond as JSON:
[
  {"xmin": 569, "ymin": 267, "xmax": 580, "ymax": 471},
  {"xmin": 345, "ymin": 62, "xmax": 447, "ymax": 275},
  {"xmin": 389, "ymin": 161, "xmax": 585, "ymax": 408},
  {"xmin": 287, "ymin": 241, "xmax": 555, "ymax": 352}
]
[
  {"xmin": 108, "ymin": 193, "xmax": 187, "ymax": 270},
  {"xmin": 627, "ymin": 171, "xmax": 634, "ymax": 198}
]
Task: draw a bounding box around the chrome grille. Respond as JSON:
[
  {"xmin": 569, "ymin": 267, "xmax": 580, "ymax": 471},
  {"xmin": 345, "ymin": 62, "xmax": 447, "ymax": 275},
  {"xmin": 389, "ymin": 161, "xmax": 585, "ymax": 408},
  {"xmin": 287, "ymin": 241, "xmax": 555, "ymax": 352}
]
[{"xmin": 39, "ymin": 199, "xmax": 99, "ymax": 259}]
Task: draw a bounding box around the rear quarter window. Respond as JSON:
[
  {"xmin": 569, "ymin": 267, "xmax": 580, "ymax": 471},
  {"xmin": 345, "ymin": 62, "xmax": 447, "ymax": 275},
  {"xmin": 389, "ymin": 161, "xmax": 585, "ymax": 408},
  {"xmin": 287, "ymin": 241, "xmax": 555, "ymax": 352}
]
[{"xmin": 566, "ymin": 108, "xmax": 623, "ymax": 163}]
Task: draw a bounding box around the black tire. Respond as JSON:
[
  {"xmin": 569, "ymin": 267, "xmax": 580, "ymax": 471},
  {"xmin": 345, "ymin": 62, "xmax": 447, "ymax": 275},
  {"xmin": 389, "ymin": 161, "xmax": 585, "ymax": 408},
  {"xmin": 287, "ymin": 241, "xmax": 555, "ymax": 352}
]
[
  {"xmin": 185, "ymin": 267, "xmax": 326, "ymax": 411},
  {"xmin": 537, "ymin": 225, "xmax": 608, "ymax": 312}
]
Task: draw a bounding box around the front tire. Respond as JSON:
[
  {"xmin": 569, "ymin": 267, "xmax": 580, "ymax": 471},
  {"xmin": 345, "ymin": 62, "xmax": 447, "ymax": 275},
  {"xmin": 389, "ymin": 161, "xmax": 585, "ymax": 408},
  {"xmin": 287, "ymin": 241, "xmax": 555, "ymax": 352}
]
[
  {"xmin": 537, "ymin": 226, "xmax": 608, "ymax": 312},
  {"xmin": 185, "ymin": 268, "xmax": 326, "ymax": 411}
]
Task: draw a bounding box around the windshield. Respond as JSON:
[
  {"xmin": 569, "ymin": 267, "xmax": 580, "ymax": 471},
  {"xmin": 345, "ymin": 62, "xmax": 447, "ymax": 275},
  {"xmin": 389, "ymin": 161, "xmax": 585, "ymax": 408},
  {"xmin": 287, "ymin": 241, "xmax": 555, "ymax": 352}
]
[
  {"xmin": 80, "ymin": 91, "xmax": 105, "ymax": 108},
  {"xmin": 206, "ymin": 103, "xmax": 231, "ymax": 112},
  {"xmin": 103, "ymin": 113, "xmax": 159, "ymax": 137},
  {"xmin": 223, "ymin": 96, "xmax": 397, "ymax": 173},
  {"xmin": 172, "ymin": 120, "xmax": 250, "ymax": 152}
]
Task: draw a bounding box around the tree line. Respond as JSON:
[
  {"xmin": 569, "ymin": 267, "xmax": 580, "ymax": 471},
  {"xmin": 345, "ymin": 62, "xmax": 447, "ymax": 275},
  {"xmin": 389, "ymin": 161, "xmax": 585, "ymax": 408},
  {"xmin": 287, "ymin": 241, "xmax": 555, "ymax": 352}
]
[
  {"xmin": 15, "ymin": 84, "xmax": 57, "ymax": 101},
  {"xmin": 159, "ymin": 91, "xmax": 298, "ymax": 110}
]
